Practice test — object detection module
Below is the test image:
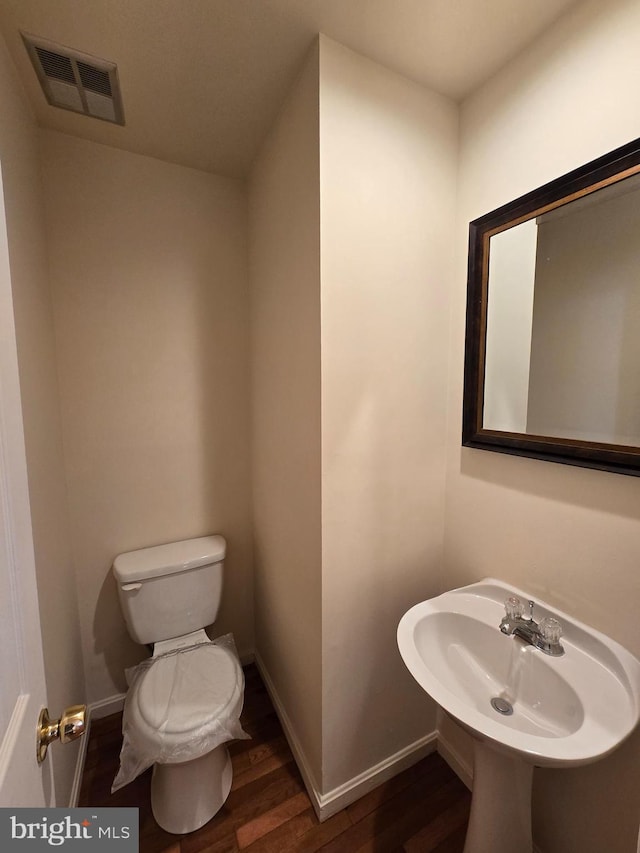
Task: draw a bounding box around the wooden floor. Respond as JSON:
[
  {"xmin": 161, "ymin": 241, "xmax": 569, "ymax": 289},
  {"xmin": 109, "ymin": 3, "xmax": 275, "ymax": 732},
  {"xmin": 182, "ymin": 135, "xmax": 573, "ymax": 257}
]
[{"xmin": 79, "ymin": 665, "xmax": 471, "ymax": 852}]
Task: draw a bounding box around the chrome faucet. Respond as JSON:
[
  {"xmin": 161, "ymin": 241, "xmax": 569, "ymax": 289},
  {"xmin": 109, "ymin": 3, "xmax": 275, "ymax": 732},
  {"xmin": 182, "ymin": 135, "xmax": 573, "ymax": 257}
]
[{"xmin": 499, "ymin": 596, "xmax": 564, "ymax": 656}]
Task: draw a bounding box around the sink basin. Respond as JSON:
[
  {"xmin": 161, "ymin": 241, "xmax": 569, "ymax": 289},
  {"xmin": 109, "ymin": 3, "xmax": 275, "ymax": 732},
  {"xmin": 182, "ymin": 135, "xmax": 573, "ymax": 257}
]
[
  {"xmin": 398, "ymin": 578, "xmax": 640, "ymax": 766},
  {"xmin": 398, "ymin": 579, "xmax": 640, "ymax": 852},
  {"xmin": 418, "ymin": 611, "xmax": 584, "ymax": 743}
]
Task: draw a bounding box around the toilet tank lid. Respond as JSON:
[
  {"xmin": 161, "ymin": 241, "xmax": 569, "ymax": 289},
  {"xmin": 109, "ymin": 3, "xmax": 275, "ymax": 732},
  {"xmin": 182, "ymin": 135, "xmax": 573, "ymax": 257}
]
[{"xmin": 113, "ymin": 535, "xmax": 226, "ymax": 583}]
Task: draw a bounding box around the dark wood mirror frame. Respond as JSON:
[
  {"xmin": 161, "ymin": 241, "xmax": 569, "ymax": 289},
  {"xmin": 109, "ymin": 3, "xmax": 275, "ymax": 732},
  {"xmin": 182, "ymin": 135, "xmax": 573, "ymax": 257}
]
[{"xmin": 462, "ymin": 136, "xmax": 640, "ymax": 477}]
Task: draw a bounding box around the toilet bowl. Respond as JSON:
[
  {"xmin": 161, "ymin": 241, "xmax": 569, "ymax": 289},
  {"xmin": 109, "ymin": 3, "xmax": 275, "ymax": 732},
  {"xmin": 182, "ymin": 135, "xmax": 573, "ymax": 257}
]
[
  {"xmin": 128, "ymin": 632, "xmax": 244, "ymax": 833},
  {"xmin": 112, "ymin": 536, "xmax": 247, "ymax": 834}
]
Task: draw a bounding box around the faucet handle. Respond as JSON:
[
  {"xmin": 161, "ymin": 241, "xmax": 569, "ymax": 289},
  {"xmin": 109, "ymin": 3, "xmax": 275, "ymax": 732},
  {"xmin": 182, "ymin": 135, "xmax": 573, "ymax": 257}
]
[
  {"xmin": 504, "ymin": 596, "xmax": 524, "ymax": 620},
  {"xmin": 539, "ymin": 616, "xmax": 563, "ymax": 644}
]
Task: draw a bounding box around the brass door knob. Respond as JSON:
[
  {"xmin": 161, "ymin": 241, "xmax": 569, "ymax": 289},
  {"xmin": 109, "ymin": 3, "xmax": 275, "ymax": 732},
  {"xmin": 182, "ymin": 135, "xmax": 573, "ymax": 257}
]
[{"xmin": 37, "ymin": 704, "xmax": 87, "ymax": 764}]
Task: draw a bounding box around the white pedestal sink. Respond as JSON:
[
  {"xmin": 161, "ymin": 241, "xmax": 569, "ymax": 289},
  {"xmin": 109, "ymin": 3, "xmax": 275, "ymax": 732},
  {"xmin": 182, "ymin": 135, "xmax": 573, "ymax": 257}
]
[{"xmin": 397, "ymin": 579, "xmax": 640, "ymax": 853}]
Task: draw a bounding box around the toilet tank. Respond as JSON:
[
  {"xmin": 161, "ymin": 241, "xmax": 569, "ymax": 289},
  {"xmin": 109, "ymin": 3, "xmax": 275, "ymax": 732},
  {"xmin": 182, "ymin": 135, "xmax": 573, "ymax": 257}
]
[{"xmin": 113, "ymin": 535, "xmax": 226, "ymax": 645}]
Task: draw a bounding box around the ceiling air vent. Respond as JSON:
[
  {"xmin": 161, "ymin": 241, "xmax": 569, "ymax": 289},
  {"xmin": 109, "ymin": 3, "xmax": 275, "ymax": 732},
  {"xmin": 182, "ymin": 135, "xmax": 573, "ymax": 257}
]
[{"xmin": 21, "ymin": 33, "xmax": 124, "ymax": 125}]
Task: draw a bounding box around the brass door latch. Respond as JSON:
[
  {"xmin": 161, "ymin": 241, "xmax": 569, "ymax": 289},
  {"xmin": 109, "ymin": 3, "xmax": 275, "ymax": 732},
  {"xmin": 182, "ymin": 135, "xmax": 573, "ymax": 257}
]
[{"xmin": 37, "ymin": 705, "xmax": 87, "ymax": 764}]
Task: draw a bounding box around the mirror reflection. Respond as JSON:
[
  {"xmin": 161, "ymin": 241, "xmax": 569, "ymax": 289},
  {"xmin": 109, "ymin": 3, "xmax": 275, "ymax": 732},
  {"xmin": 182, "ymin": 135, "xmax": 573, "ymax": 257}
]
[
  {"xmin": 484, "ymin": 172, "xmax": 640, "ymax": 447},
  {"xmin": 463, "ymin": 136, "xmax": 640, "ymax": 475}
]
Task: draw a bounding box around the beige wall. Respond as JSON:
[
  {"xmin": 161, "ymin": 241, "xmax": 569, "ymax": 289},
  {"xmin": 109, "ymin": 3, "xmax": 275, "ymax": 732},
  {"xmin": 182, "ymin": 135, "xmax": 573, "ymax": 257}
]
[
  {"xmin": 249, "ymin": 44, "xmax": 323, "ymax": 788},
  {"xmin": 446, "ymin": 1, "xmax": 640, "ymax": 850},
  {"xmin": 319, "ymin": 36, "xmax": 457, "ymax": 792},
  {"xmin": 41, "ymin": 131, "xmax": 253, "ymax": 703},
  {"xmin": 0, "ymin": 40, "xmax": 83, "ymax": 804}
]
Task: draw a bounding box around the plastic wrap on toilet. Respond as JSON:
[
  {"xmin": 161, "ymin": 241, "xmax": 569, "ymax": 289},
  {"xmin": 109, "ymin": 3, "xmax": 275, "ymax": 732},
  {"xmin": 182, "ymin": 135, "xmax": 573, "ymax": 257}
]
[{"xmin": 112, "ymin": 633, "xmax": 249, "ymax": 792}]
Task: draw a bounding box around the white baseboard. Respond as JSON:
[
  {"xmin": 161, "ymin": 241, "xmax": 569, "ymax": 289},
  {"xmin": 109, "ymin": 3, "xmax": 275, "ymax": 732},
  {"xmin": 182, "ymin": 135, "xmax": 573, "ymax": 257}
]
[
  {"xmin": 89, "ymin": 693, "xmax": 126, "ymax": 719},
  {"xmin": 253, "ymin": 651, "xmax": 324, "ymax": 813},
  {"xmin": 436, "ymin": 728, "xmax": 473, "ymax": 791},
  {"xmin": 317, "ymin": 731, "xmax": 437, "ymax": 821},
  {"xmin": 239, "ymin": 649, "xmax": 255, "ymax": 667},
  {"xmin": 68, "ymin": 693, "xmax": 126, "ymax": 807},
  {"xmin": 253, "ymin": 651, "xmax": 437, "ymax": 821}
]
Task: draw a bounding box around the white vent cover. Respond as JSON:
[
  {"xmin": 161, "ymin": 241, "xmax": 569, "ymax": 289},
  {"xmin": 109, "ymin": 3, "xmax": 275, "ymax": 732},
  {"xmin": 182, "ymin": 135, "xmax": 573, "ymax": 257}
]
[{"xmin": 22, "ymin": 32, "xmax": 124, "ymax": 125}]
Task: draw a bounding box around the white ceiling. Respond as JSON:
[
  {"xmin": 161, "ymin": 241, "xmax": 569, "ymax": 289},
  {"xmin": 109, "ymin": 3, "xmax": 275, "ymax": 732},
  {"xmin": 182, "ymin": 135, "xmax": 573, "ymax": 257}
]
[{"xmin": 0, "ymin": 0, "xmax": 580, "ymax": 178}]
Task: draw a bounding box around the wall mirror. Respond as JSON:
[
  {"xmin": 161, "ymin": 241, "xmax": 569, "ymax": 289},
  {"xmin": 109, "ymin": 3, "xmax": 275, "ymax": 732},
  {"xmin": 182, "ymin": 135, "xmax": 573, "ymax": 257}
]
[{"xmin": 463, "ymin": 137, "xmax": 640, "ymax": 476}]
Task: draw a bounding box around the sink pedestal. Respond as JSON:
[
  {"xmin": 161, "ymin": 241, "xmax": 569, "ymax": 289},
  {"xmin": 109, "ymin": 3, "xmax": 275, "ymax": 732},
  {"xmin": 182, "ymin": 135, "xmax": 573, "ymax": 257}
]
[{"xmin": 463, "ymin": 740, "xmax": 533, "ymax": 853}]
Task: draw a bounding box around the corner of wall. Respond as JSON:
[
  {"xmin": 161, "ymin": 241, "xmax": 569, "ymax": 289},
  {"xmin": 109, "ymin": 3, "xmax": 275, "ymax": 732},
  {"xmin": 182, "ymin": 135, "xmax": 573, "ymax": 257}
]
[{"xmin": 248, "ymin": 37, "xmax": 323, "ymax": 789}]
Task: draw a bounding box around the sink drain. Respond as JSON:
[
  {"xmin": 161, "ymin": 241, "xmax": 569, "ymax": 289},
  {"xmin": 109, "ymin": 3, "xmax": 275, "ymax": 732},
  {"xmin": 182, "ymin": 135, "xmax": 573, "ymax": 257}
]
[{"xmin": 490, "ymin": 697, "xmax": 514, "ymax": 716}]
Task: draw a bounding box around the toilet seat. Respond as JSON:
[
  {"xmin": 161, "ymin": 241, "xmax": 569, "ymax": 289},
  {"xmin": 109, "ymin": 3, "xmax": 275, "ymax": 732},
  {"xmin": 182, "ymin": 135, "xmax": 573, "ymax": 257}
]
[
  {"xmin": 127, "ymin": 641, "xmax": 244, "ymax": 763},
  {"xmin": 138, "ymin": 643, "xmax": 242, "ymax": 731}
]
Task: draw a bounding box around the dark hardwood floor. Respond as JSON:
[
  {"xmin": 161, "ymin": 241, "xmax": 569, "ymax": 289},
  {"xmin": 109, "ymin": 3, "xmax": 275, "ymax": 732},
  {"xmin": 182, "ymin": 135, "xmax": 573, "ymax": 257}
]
[{"xmin": 79, "ymin": 665, "xmax": 470, "ymax": 852}]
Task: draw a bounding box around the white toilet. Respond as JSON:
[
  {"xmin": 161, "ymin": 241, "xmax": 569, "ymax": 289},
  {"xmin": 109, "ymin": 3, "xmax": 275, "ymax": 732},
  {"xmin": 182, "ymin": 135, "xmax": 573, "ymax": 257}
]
[{"xmin": 113, "ymin": 535, "xmax": 245, "ymax": 834}]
